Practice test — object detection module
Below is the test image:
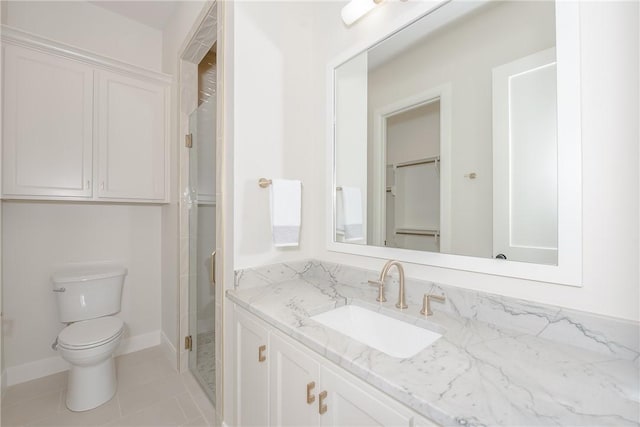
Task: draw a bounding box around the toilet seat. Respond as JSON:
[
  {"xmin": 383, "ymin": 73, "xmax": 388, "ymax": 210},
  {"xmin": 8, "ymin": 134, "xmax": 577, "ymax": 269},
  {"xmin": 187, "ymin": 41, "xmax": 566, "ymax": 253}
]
[{"xmin": 58, "ymin": 317, "xmax": 124, "ymax": 350}]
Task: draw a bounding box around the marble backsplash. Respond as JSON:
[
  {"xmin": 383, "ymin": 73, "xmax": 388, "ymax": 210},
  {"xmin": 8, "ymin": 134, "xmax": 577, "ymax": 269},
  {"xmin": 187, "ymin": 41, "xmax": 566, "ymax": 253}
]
[{"xmin": 235, "ymin": 259, "xmax": 640, "ymax": 363}]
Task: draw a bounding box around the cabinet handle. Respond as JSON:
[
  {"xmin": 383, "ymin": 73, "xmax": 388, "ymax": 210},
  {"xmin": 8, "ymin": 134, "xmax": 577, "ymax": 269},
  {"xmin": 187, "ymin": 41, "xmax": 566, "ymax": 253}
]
[
  {"xmin": 210, "ymin": 251, "xmax": 216, "ymax": 286},
  {"xmin": 258, "ymin": 344, "xmax": 266, "ymax": 362},
  {"xmin": 306, "ymin": 381, "xmax": 316, "ymax": 404},
  {"xmin": 100, "ymin": 182, "xmax": 105, "ymax": 190},
  {"xmin": 86, "ymin": 180, "xmax": 91, "ymax": 189},
  {"xmin": 318, "ymin": 390, "xmax": 328, "ymax": 414}
]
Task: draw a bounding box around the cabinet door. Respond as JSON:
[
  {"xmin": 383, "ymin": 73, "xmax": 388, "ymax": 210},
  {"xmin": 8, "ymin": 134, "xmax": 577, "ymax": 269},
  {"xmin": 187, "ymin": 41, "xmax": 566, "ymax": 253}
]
[
  {"xmin": 235, "ymin": 307, "xmax": 270, "ymax": 426},
  {"xmin": 3, "ymin": 45, "xmax": 93, "ymax": 198},
  {"xmin": 270, "ymin": 332, "xmax": 320, "ymax": 427},
  {"xmin": 96, "ymin": 70, "xmax": 167, "ymax": 201},
  {"xmin": 320, "ymin": 366, "xmax": 414, "ymax": 427}
]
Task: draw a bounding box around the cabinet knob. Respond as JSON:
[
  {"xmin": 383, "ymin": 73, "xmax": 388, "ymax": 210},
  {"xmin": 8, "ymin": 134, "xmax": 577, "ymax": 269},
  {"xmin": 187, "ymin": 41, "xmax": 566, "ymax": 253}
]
[
  {"xmin": 258, "ymin": 344, "xmax": 266, "ymax": 362},
  {"xmin": 319, "ymin": 390, "xmax": 328, "ymax": 415},
  {"xmin": 306, "ymin": 381, "xmax": 316, "ymax": 404}
]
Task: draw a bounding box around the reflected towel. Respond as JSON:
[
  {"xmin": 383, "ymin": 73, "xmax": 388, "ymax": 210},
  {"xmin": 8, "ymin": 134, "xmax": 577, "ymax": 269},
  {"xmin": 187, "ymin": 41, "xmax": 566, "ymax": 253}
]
[
  {"xmin": 339, "ymin": 186, "xmax": 364, "ymax": 241},
  {"xmin": 270, "ymin": 179, "xmax": 302, "ymax": 247}
]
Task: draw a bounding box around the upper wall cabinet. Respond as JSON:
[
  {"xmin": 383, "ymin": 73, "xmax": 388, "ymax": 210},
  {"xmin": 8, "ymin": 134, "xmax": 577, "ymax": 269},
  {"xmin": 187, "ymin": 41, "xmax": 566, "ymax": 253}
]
[
  {"xmin": 1, "ymin": 27, "xmax": 171, "ymax": 203},
  {"xmin": 3, "ymin": 45, "xmax": 95, "ymax": 198},
  {"xmin": 96, "ymin": 71, "xmax": 167, "ymax": 201}
]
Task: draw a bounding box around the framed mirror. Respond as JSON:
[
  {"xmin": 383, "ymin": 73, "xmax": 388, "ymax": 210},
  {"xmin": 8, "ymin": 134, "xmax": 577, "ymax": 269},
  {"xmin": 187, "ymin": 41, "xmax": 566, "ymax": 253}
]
[{"xmin": 327, "ymin": 0, "xmax": 582, "ymax": 285}]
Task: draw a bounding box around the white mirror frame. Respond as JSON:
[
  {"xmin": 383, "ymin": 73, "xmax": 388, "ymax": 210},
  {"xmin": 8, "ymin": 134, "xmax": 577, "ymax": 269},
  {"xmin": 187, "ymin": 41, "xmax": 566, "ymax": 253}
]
[{"xmin": 326, "ymin": 1, "xmax": 582, "ymax": 286}]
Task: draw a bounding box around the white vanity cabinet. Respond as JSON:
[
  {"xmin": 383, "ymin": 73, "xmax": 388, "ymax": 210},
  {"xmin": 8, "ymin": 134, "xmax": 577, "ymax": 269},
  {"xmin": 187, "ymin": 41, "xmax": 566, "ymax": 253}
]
[
  {"xmin": 1, "ymin": 35, "xmax": 170, "ymax": 203},
  {"xmin": 235, "ymin": 307, "xmax": 270, "ymax": 426},
  {"xmin": 319, "ymin": 366, "xmax": 415, "ymax": 427},
  {"xmin": 269, "ymin": 332, "xmax": 321, "ymax": 426},
  {"xmin": 233, "ymin": 305, "xmax": 437, "ymax": 427}
]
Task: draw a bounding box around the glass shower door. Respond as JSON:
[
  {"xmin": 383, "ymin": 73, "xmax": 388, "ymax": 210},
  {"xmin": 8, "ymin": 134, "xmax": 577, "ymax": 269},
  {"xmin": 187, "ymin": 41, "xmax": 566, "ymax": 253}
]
[{"xmin": 188, "ymin": 97, "xmax": 217, "ymax": 404}]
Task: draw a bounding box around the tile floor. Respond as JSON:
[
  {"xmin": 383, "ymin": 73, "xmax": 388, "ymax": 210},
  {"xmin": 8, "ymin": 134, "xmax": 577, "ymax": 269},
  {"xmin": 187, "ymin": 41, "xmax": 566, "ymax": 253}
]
[{"xmin": 1, "ymin": 346, "xmax": 216, "ymax": 427}]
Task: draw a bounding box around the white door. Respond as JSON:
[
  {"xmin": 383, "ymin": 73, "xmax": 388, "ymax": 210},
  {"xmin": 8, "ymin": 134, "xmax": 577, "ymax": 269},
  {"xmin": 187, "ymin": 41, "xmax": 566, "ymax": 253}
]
[
  {"xmin": 319, "ymin": 366, "xmax": 413, "ymax": 427},
  {"xmin": 492, "ymin": 48, "xmax": 558, "ymax": 264},
  {"xmin": 96, "ymin": 70, "xmax": 167, "ymax": 201},
  {"xmin": 269, "ymin": 333, "xmax": 320, "ymax": 427},
  {"xmin": 2, "ymin": 45, "xmax": 94, "ymax": 198},
  {"xmin": 235, "ymin": 307, "xmax": 269, "ymax": 426}
]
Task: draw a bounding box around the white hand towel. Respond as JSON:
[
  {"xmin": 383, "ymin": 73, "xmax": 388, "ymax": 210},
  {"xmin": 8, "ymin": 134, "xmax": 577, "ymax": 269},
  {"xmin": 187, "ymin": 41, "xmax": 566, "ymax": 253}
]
[
  {"xmin": 340, "ymin": 186, "xmax": 364, "ymax": 241},
  {"xmin": 270, "ymin": 179, "xmax": 302, "ymax": 247}
]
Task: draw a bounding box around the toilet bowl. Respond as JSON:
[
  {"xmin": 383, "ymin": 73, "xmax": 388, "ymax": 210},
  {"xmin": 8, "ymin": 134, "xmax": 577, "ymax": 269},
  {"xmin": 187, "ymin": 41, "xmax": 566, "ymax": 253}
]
[
  {"xmin": 51, "ymin": 265, "xmax": 127, "ymax": 412},
  {"xmin": 57, "ymin": 316, "xmax": 125, "ymax": 411}
]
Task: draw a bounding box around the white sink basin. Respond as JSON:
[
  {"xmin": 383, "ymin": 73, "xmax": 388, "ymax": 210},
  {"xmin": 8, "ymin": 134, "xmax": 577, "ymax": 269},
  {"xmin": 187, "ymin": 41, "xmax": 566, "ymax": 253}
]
[{"xmin": 310, "ymin": 305, "xmax": 441, "ymax": 358}]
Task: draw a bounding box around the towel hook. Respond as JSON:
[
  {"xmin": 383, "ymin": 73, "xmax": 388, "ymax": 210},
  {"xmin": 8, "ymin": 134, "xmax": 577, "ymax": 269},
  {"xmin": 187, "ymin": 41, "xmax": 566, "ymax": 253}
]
[{"xmin": 258, "ymin": 178, "xmax": 272, "ymax": 188}]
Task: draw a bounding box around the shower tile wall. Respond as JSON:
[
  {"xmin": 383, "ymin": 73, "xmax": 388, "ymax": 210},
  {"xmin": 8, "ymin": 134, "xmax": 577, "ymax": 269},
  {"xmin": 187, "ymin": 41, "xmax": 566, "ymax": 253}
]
[{"xmin": 198, "ymin": 49, "xmax": 216, "ymax": 105}]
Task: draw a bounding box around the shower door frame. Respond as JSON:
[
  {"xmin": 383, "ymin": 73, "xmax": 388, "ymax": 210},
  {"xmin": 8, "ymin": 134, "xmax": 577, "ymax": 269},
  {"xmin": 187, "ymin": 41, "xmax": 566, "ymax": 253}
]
[{"xmin": 176, "ymin": 1, "xmax": 230, "ymax": 423}]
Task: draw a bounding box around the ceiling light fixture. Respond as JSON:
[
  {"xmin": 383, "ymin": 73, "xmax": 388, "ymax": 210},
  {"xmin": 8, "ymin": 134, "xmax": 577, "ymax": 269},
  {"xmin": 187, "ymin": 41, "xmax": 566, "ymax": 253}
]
[{"xmin": 341, "ymin": 0, "xmax": 384, "ymax": 26}]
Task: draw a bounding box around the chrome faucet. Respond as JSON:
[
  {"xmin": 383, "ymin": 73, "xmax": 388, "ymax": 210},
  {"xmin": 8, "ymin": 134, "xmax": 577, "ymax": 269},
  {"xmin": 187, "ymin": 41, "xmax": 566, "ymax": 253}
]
[{"xmin": 369, "ymin": 260, "xmax": 407, "ymax": 309}]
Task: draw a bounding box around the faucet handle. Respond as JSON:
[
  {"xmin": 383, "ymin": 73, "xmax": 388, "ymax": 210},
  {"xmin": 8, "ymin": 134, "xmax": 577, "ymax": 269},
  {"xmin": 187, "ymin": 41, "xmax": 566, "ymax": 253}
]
[
  {"xmin": 367, "ymin": 280, "xmax": 387, "ymax": 303},
  {"xmin": 420, "ymin": 293, "xmax": 446, "ymax": 316}
]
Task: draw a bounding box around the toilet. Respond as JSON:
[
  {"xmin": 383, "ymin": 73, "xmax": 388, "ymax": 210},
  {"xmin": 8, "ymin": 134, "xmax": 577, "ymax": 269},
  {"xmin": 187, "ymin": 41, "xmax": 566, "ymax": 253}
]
[{"xmin": 51, "ymin": 265, "xmax": 127, "ymax": 412}]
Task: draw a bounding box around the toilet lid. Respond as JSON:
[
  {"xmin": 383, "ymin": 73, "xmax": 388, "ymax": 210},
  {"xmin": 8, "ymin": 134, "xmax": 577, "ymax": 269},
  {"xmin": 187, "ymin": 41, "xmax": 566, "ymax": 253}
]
[{"xmin": 58, "ymin": 317, "xmax": 124, "ymax": 349}]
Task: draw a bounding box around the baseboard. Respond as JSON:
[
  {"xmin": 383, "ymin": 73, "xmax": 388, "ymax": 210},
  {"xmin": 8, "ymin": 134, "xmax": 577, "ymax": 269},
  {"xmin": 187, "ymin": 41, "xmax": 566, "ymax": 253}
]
[
  {"xmin": 114, "ymin": 330, "xmax": 161, "ymax": 357},
  {"xmin": 6, "ymin": 330, "xmax": 162, "ymax": 386},
  {"xmin": 160, "ymin": 330, "xmax": 178, "ymax": 369},
  {"xmin": 5, "ymin": 354, "xmax": 69, "ymax": 387}
]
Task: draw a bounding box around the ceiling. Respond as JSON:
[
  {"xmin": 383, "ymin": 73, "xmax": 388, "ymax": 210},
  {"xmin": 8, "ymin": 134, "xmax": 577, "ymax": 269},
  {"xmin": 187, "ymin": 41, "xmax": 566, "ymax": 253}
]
[{"xmin": 90, "ymin": 1, "xmax": 179, "ymax": 30}]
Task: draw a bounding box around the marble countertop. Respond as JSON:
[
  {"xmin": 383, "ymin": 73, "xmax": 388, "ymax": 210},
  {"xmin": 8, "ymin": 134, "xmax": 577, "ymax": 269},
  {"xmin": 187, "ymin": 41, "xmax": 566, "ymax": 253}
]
[{"xmin": 227, "ymin": 274, "xmax": 639, "ymax": 427}]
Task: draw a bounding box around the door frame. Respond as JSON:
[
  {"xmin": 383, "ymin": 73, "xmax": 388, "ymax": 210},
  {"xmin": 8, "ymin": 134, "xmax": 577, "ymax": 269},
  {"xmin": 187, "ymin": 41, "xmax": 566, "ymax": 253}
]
[
  {"xmin": 371, "ymin": 84, "xmax": 452, "ymax": 252},
  {"xmin": 176, "ymin": 1, "xmax": 230, "ymax": 422}
]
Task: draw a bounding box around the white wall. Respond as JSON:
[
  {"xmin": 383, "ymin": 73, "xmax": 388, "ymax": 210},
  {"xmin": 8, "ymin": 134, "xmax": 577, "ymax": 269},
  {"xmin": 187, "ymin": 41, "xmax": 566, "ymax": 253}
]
[
  {"xmin": 162, "ymin": 1, "xmax": 208, "ymax": 75},
  {"xmin": 5, "ymin": 1, "xmax": 163, "ymax": 71},
  {"xmin": 309, "ymin": 0, "xmax": 639, "ymax": 322},
  {"xmin": 232, "ymin": 1, "xmax": 315, "ymax": 269},
  {"xmin": 1, "ymin": 202, "xmax": 162, "ymax": 384},
  {"xmin": 385, "ymin": 103, "xmax": 440, "ymax": 165}
]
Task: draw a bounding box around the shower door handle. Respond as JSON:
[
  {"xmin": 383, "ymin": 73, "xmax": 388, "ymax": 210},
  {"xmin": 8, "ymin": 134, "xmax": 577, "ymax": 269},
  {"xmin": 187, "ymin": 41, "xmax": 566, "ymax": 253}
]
[{"xmin": 210, "ymin": 250, "xmax": 216, "ymax": 286}]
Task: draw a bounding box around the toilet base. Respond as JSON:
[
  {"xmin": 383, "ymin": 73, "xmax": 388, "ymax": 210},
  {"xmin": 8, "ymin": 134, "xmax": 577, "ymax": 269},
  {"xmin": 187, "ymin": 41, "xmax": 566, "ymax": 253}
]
[{"xmin": 66, "ymin": 356, "xmax": 117, "ymax": 412}]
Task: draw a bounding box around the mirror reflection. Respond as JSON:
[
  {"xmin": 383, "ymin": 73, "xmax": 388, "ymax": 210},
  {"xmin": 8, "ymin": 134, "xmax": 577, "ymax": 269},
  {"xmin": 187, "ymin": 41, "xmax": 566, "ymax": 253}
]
[{"xmin": 334, "ymin": 0, "xmax": 558, "ymax": 265}]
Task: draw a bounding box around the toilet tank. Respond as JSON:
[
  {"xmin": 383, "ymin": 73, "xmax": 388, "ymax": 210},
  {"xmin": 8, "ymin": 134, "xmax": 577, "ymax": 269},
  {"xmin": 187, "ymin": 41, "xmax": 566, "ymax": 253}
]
[{"xmin": 52, "ymin": 265, "xmax": 127, "ymax": 323}]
